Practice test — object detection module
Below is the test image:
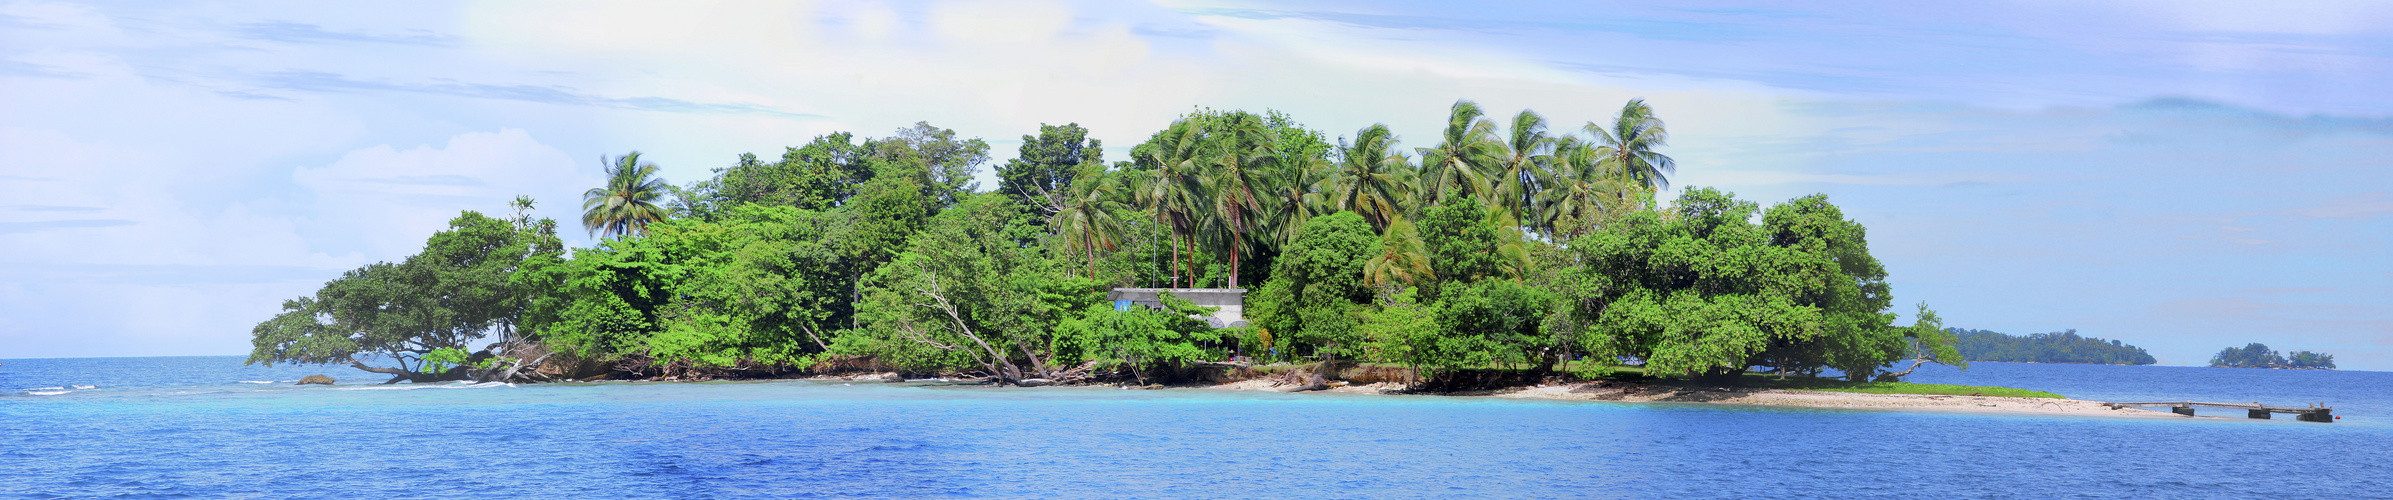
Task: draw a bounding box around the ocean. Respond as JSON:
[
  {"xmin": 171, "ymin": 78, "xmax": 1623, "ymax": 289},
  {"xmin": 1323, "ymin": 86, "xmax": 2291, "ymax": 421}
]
[{"xmin": 2, "ymin": 356, "xmax": 2385, "ymax": 498}]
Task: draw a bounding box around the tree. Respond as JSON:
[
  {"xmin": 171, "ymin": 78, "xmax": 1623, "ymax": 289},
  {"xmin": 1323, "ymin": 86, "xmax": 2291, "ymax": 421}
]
[
  {"xmin": 886, "ymin": 121, "xmax": 991, "ymax": 210},
  {"xmin": 1363, "ymin": 217, "xmax": 1433, "ymax": 292},
  {"xmin": 1561, "ymin": 188, "xmax": 1946, "ymax": 382},
  {"xmin": 582, "ymin": 152, "xmax": 673, "ymax": 238},
  {"xmin": 709, "ymin": 133, "xmax": 876, "ymax": 211},
  {"xmin": 2287, "ymin": 350, "xmax": 2337, "ymax": 369},
  {"xmin": 842, "ymin": 194, "xmax": 1100, "ymax": 384},
  {"xmin": 1049, "ymin": 164, "xmax": 1127, "ymax": 277},
  {"xmin": 1417, "ymin": 100, "xmax": 1504, "ymax": 210},
  {"xmin": 1323, "ymin": 123, "xmax": 1415, "ymax": 232},
  {"xmin": 1413, "ymin": 279, "xmax": 1556, "ymax": 378},
  {"xmin": 1586, "ymin": 98, "xmax": 1676, "ymax": 192},
  {"xmin": 997, "ymin": 123, "xmax": 1103, "ymax": 213},
  {"xmin": 1417, "ymin": 197, "xmax": 1504, "ymax": 301},
  {"xmin": 1054, "ymin": 294, "xmax": 1223, "ymax": 384},
  {"xmin": 1490, "ymin": 109, "xmax": 1553, "ymax": 226},
  {"xmin": 2211, "ymin": 343, "xmax": 2288, "ymax": 368},
  {"xmin": 1129, "ymin": 119, "xmax": 1213, "ymax": 287},
  {"xmin": 1537, "ymin": 135, "xmax": 1634, "ymax": 238},
  {"xmin": 1248, "ymin": 211, "xmax": 1378, "ymax": 361},
  {"xmin": 250, "ymin": 210, "xmax": 563, "ymax": 383}
]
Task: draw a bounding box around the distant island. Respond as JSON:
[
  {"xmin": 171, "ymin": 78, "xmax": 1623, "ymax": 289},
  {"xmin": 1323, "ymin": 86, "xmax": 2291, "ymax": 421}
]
[
  {"xmin": 2210, "ymin": 343, "xmax": 2335, "ymax": 370},
  {"xmin": 1951, "ymin": 328, "xmax": 2155, "ymax": 365}
]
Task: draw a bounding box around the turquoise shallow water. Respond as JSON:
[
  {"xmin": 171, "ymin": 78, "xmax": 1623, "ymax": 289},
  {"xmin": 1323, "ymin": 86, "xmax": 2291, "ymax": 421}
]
[{"xmin": 2, "ymin": 357, "xmax": 2386, "ymax": 498}]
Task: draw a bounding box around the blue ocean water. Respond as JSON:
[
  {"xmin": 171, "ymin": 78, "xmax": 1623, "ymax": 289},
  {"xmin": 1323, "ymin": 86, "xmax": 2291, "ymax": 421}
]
[{"xmin": 2, "ymin": 357, "xmax": 2385, "ymax": 498}]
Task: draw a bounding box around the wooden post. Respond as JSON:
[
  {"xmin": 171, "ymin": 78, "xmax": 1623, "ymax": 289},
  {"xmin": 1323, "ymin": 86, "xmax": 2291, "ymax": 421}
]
[
  {"xmin": 2298, "ymin": 409, "xmax": 2333, "ymax": 423},
  {"xmin": 2171, "ymin": 406, "xmax": 2195, "ymax": 416},
  {"xmin": 2247, "ymin": 409, "xmax": 2270, "ymax": 419}
]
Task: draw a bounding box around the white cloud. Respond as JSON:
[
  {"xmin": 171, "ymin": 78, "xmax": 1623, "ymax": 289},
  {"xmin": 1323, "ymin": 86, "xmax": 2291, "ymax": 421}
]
[{"xmin": 293, "ymin": 129, "xmax": 594, "ymax": 258}]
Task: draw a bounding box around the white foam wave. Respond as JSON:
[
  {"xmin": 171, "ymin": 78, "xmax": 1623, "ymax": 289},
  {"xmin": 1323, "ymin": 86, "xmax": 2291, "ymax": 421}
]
[
  {"xmin": 70, "ymin": 385, "xmax": 95, "ymax": 390},
  {"xmin": 25, "ymin": 390, "xmax": 69, "ymax": 396},
  {"xmin": 237, "ymin": 380, "xmax": 276, "ymax": 384},
  {"xmin": 26, "ymin": 386, "xmax": 63, "ymax": 391}
]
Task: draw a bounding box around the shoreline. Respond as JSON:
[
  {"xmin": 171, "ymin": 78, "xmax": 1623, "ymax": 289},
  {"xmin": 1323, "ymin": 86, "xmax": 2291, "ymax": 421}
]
[{"xmin": 1203, "ymin": 378, "xmax": 2176, "ymax": 419}]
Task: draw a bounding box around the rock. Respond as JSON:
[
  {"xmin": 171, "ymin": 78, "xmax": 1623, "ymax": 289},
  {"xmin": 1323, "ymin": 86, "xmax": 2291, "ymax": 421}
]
[
  {"xmin": 1282, "ymin": 374, "xmax": 1330, "ymax": 392},
  {"xmin": 1016, "ymin": 378, "xmax": 1053, "ymax": 387},
  {"xmin": 880, "ymin": 373, "xmax": 904, "ymax": 383},
  {"xmin": 296, "ymin": 375, "xmax": 335, "ymax": 385},
  {"xmin": 1143, "ymin": 383, "xmax": 1164, "ymax": 390}
]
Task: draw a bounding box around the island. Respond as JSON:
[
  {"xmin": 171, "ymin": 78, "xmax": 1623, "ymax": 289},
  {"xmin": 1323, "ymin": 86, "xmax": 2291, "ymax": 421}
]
[
  {"xmin": 245, "ymin": 99, "xmax": 2088, "ymax": 413},
  {"xmin": 2211, "ymin": 343, "xmax": 2336, "ymax": 369}
]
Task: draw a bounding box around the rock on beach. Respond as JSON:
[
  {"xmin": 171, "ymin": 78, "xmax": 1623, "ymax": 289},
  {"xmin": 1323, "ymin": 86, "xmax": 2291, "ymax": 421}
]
[{"xmin": 296, "ymin": 375, "xmax": 335, "ymax": 385}]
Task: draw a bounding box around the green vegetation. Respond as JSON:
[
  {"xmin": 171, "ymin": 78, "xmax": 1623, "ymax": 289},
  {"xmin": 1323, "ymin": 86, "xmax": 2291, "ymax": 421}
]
[
  {"xmin": 249, "ymin": 99, "xmax": 1979, "ymax": 389},
  {"xmin": 2211, "ymin": 343, "xmax": 2336, "ymax": 369},
  {"xmin": 1952, "ymin": 328, "xmax": 2156, "ymax": 365}
]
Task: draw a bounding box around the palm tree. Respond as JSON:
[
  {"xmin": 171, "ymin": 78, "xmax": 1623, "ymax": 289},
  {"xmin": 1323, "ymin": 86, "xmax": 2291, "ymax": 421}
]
[
  {"xmin": 1131, "ymin": 120, "xmax": 1212, "ymax": 287},
  {"xmin": 1537, "ymin": 136, "xmax": 1634, "ymax": 238},
  {"xmin": 1205, "ymin": 113, "xmax": 1279, "ymax": 289},
  {"xmin": 1416, "ymin": 100, "xmax": 1505, "ymax": 213},
  {"xmin": 581, "ymin": 152, "xmax": 671, "ymax": 239},
  {"xmin": 1049, "ymin": 164, "xmax": 1126, "ymax": 278},
  {"xmin": 1363, "ymin": 217, "xmax": 1433, "ymax": 291},
  {"xmin": 1492, "ymin": 109, "xmax": 1553, "ymax": 229},
  {"xmin": 1586, "ymin": 98, "xmax": 1676, "ymax": 192},
  {"xmin": 1321, "ymin": 124, "xmax": 1415, "ymax": 232}
]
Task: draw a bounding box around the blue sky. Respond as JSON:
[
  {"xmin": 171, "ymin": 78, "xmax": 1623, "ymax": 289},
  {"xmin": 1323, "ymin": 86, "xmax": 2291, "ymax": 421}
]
[{"xmin": 3, "ymin": 0, "xmax": 2387, "ymax": 369}]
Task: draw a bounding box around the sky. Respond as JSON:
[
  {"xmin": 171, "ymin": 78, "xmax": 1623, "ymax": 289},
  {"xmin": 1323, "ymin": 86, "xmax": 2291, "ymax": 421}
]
[{"xmin": 3, "ymin": 0, "xmax": 2388, "ymax": 369}]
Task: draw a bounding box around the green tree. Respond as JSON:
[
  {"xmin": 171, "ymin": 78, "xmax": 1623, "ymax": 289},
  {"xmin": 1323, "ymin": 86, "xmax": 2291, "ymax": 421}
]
[
  {"xmin": 1562, "ymin": 188, "xmax": 1945, "ymax": 382},
  {"xmin": 841, "ymin": 194, "xmax": 1099, "ymax": 383},
  {"xmin": 1248, "ymin": 211, "xmax": 1378, "ymax": 361},
  {"xmin": 1322, "ymin": 123, "xmax": 1415, "ymax": 232},
  {"xmin": 1491, "ymin": 109, "xmax": 1553, "ymax": 226},
  {"xmin": 1363, "ymin": 217, "xmax": 1434, "ymax": 292},
  {"xmin": 998, "ymin": 122, "xmax": 1103, "ymax": 214},
  {"xmin": 250, "ymin": 210, "xmax": 563, "ymax": 383},
  {"xmin": 1417, "ymin": 100, "xmax": 1504, "ymax": 210},
  {"xmin": 582, "ymin": 152, "xmax": 672, "ymax": 238},
  {"xmin": 1417, "ymin": 279, "xmax": 1557, "ymax": 377},
  {"xmin": 1049, "ymin": 164, "xmax": 1127, "ymax": 277},
  {"xmin": 1586, "ymin": 98, "xmax": 1676, "ymax": 192},
  {"xmin": 1417, "ymin": 197, "xmax": 1504, "ymax": 301}
]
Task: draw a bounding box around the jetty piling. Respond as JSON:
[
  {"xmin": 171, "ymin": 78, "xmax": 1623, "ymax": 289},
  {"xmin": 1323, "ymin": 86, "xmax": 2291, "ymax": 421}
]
[{"xmin": 2104, "ymin": 401, "xmax": 2333, "ymax": 423}]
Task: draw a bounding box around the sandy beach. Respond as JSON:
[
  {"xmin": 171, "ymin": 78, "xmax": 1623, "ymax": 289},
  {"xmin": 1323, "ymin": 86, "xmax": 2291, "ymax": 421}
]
[{"xmin": 1205, "ymin": 378, "xmax": 2176, "ymax": 419}]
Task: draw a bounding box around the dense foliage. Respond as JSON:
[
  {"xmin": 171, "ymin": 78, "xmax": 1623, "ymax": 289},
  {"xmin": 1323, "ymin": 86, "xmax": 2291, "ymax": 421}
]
[
  {"xmin": 1951, "ymin": 329, "xmax": 2156, "ymax": 365},
  {"xmin": 2210, "ymin": 343, "xmax": 2336, "ymax": 369},
  {"xmin": 252, "ymin": 99, "xmax": 1968, "ymax": 385},
  {"xmin": 248, "ymin": 209, "xmax": 562, "ymax": 382}
]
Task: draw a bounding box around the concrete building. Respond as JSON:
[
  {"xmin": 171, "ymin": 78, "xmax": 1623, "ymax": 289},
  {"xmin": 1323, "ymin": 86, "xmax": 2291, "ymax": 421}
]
[{"xmin": 1105, "ymin": 288, "xmax": 1247, "ymax": 328}]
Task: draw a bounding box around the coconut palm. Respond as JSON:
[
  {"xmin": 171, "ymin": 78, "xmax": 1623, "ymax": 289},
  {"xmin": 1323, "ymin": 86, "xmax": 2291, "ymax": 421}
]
[
  {"xmin": 1537, "ymin": 136, "xmax": 1634, "ymax": 238},
  {"xmin": 1491, "ymin": 109, "xmax": 1553, "ymax": 228},
  {"xmin": 1049, "ymin": 164, "xmax": 1125, "ymax": 278},
  {"xmin": 1131, "ymin": 120, "xmax": 1212, "ymax": 286},
  {"xmin": 1363, "ymin": 217, "xmax": 1434, "ymax": 290},
  {"xmin": 1416, "ymin": 100, "xmax": 1505, "ymax": 213},
  {"xmin": 1205, "ymin": 113, "xmax": 1278, "ymax": 289},
  {"xmin": 1586, "ymin": 98, "xmax": 1676, "ymax": 191},
  {"xmin": 581, "ymin": 152, "xmax": 671, "ymax": 239},
  {"xmin": 1320, "ymin": 124, "xmax": 1415, "ymax": 232}
]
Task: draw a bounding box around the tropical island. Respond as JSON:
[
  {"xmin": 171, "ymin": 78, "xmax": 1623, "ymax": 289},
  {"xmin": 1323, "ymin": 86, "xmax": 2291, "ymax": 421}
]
[
  {"xmin": 2210, "ymin": 343, "xmax": 2336, "ymax": 370},
  {"xmin": 247, "ymin": 99, "xmax": 2086, "ymax": 410},
  {"xmin": 1951, "ymin": 328, "xmax": 2156, "ymax": 365}
]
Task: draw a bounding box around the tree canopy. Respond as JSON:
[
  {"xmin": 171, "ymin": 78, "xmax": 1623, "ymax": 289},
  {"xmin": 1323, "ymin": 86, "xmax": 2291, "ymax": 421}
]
[{"xmin": 255, "ymin": 97, "xmax": 1970, "ymax": 387}]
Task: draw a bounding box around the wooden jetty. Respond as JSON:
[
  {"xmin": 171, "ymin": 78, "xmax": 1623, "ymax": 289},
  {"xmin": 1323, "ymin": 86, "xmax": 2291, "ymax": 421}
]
[{"xmin": 2102, "ymin": 401, "xmax": 2334, "ymax": 422}]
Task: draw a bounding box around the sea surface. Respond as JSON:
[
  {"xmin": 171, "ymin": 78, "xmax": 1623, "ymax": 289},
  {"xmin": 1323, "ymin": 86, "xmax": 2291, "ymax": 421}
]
[{"xmin": 2, "ymin": 357, "xmax": 2386, "ymax": 498}]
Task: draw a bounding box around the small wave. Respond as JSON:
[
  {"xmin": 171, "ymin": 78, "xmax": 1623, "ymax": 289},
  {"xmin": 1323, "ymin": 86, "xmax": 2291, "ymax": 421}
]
[
  {"xmin": 237, "ymin": 380, "xmax": 276, "ymax": 384},
  {"xmin": 26, "ymin": 386, "xmax": 64, "ymax": 391},
  {"xmin": 26, "ymin": 390, "xmax": 69, "ymax": 396},
  {"xmin": 336, "ymin": 381, "xmax": 515, "ymax": 391},
  {"xmin": 71, "ymin": 385, "xmax": 95, "ymax": 390}
]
